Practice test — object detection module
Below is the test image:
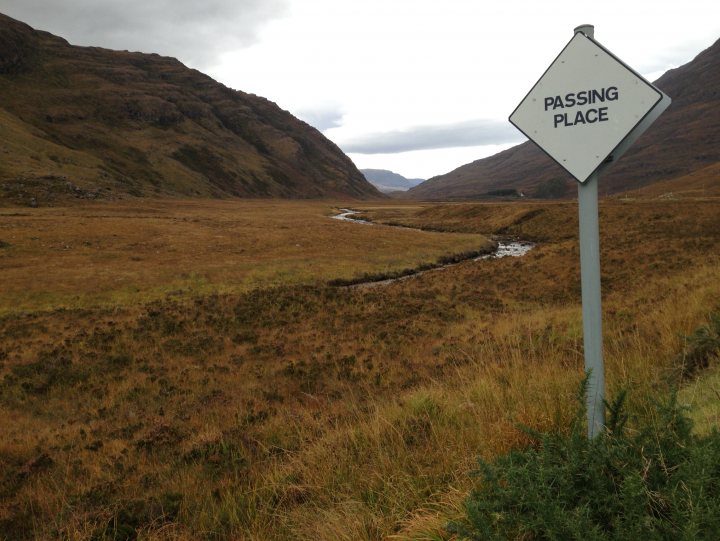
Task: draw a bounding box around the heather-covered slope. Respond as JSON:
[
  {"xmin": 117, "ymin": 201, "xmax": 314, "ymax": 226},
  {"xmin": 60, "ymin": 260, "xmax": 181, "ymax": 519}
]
[
  {"xmin": 0, "ymin": 13, "xmax": 381, "ymax": 204},
  {"xmin": 408, "ymin": 37, "xmax": 720, "ymax": 199}
]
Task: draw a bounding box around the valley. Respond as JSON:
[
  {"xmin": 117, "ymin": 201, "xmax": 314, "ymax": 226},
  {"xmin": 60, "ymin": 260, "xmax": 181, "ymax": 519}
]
[{"xmin": 1, "ymin": 10, "xmax": 719, "ymax": 541}]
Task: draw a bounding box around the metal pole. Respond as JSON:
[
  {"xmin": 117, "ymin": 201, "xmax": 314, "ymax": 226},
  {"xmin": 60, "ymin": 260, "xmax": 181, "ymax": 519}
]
[
  {"xmin": 573, "ymin": 23, "xmax": 605, "ymax": 438},
  {"xmin": 578, "ymin": 171, "xmax": 605, "ymax": 438}
]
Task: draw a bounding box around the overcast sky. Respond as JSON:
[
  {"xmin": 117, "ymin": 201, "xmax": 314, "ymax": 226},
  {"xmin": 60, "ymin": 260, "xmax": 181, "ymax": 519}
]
[{"xmin": 1, "ymin": 1, "xmax": 718, "ymax": 179}]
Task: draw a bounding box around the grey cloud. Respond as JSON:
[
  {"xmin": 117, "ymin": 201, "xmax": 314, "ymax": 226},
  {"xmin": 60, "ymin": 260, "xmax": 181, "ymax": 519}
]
[
  {"xmin": 0, "ymin": 0, "xmax": 288, "ymax": 67},
  {"xmin": 341, "ymin": 119, "xmax": 523, "ymax": 154},
  {"xmin": 294, "ymin": 107, "xmax": 345, "ymax": 131}
]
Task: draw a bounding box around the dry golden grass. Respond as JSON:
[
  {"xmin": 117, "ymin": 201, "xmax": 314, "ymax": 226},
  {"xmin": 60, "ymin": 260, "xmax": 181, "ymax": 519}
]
[
  {"xmin": 621, "ymin": 162, "xmax": 720, "ymax": 199},
  {"xmin": 1, "ymin": 197, "xmax": 719, "ymax": 540},
  {"xmin": 679, "ymin": 362, "xmax": 720, "ymax": 435},
  {"xmin": 0, "ymin": 200, "xmax": 488, "ymax": 315}
]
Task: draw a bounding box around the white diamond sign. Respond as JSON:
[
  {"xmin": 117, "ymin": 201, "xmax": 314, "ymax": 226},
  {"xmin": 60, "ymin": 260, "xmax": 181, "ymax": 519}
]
[{"xmin": 509, "ymin": 31, "xmax": 671, "ymax": 183}]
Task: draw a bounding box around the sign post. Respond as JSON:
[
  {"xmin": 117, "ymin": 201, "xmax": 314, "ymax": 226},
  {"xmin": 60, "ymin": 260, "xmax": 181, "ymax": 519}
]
[
  {"xmin": 575, "ymin": 25, "xmax": 605, "ymax": 439},
  {"xmin": 578, "ymin": 171, "xmax": 604, "ymax": 437},
  {"xmin": 509, "ymin": 25, "xmax": 671, "ymax": 438}
]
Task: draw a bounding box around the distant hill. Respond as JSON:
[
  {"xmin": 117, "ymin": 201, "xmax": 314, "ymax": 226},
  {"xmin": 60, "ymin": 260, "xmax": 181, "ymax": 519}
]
[
  {"xmin": 0, "ymin": 13, "xmax": 382, "ymax": 205},
  {"xmin": 408, "ymin": 37, "xmax": 720, "ymax": 200},
  {"xmin": 360, "ymin": 169, "xmax": 424, "ymax": 192}
]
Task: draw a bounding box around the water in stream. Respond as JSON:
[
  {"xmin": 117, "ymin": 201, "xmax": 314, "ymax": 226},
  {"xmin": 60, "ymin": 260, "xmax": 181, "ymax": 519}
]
[
  {"xmin": 333, "ymin": 209, "xmax": 534, "ymax": 259},
  {"xmin": 476, "ymin": 240, "xmax": 534, "ymax": 259},
  {"xmin": 332, "ymin": 209, "xmax": 373, "ymax": 224}
]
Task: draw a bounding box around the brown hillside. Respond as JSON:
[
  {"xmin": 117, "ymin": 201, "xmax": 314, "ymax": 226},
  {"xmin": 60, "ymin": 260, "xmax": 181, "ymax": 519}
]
[
  {"xmin": 0, "ymin": 13, "xmax": 381, "ymax": 205},
  {"xmin": 408, "ymin": 37, "xmax": 720, "ymax": 200}
]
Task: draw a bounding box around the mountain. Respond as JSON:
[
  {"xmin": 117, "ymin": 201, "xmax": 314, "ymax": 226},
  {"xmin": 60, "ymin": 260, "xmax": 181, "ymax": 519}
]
[
  {"xmin": 360, "ymin": 169, "xmax": 424, "ymax": 192},
  {"xmin": 0, "ymin": 13, "xmax": 382, "ymax": 205},
  {"xmin": 408, "ymin": 37, "xmax": 720, "ymax": 200}
]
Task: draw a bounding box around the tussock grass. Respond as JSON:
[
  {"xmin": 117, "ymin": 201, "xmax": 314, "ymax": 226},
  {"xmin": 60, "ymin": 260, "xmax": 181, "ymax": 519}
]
[{"xmin": 0, "ymin": 198, "xmax": 719, "ymax": 539}]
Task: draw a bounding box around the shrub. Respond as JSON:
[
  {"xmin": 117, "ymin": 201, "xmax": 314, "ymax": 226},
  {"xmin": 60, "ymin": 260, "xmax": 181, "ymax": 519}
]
[{"xmin": 449, "ymin": 386, "xmax": 720, "ymax": 540}]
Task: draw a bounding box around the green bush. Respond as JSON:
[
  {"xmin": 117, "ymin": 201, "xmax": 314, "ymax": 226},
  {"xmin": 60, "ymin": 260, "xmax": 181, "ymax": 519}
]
[{"xmin": 449, "ymin": 387, "xmax": 720, "ymax": 540}]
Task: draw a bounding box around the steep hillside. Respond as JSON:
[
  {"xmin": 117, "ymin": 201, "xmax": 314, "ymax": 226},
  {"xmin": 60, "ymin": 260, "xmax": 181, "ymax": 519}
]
[
  {"xmin": 361, "ymin": 169, "xmax": 424, "ymax": 192},
  {"xmin": 0, "ymin": 13, "xmax": 381, "ymax": 205},
  {"xmin": 408, "ymin": 37, "xmax": 720, "ymax": 200}
]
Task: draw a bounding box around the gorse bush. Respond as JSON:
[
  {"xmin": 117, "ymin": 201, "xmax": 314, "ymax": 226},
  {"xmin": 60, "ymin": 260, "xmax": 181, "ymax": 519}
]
[{"xmin": 449, "ymin": 384, "xmax": 720, "ymax": 540}]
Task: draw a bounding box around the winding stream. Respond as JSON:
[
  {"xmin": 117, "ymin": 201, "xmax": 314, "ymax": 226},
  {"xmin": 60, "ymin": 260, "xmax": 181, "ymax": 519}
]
[
  {"xmin": 332, "ymin": 208, "xmax": 534, "ymax": 287},
  {"xmin": 332, "ymin": 209, "xmax": 374, "ymax": 224}
]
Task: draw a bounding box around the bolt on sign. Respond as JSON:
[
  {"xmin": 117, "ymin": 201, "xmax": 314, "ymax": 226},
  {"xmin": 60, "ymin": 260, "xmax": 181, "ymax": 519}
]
[{"xmin": 509, "ymin": 30, "xmax": 671, "ymax": 183}]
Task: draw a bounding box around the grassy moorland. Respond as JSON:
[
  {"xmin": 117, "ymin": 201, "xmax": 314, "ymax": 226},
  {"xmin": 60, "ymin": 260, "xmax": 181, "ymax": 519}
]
[
  {"xmin": 0, "ymin": 200, "xmax": 488, "ymax": 315},
  {"xmin": 0, "ymin": 197, "xmax": 719, "ymax": 540}
]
